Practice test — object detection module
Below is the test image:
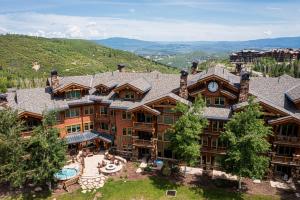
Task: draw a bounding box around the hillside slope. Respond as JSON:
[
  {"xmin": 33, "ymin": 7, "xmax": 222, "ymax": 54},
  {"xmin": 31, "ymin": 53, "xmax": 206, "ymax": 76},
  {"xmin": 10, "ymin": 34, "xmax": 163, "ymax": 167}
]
[{"xmin": 0, "ymin": 35, "xmax": 176, "ymax": 79}]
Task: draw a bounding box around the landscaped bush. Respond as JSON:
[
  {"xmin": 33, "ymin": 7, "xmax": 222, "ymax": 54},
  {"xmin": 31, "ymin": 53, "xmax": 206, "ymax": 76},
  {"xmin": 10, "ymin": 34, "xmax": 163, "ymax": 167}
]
[{"xmin": 161, "ymin": 163, "xmax": 171, "ymax": 176}]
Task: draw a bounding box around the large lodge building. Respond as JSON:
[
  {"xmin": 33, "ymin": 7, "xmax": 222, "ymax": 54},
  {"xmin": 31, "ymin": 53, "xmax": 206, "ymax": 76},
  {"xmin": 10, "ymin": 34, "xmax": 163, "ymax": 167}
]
[{"xmin": 2, "ymin": 63, "xmax": 300, "ymax": 179}]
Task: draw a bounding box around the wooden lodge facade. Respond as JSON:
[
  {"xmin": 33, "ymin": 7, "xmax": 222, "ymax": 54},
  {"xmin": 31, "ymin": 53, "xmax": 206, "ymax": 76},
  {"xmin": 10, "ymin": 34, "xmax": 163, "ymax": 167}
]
[{"xmin": 2, "ymin": 63, "xmax": 300, "ymax": 179}]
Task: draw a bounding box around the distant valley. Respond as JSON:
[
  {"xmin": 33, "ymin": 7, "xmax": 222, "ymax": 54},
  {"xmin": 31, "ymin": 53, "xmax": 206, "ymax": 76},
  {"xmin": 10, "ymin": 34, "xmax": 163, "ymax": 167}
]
[{"xmin": 95, "ymin": 36, "xmax": 300, "ymax": 68}]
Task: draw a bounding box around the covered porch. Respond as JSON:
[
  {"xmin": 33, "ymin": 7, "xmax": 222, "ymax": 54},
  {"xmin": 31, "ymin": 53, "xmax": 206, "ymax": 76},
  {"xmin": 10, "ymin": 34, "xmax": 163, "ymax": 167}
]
[{"xmin": 65, "ymin": 131, "xmax": 114, "ymax": 156}]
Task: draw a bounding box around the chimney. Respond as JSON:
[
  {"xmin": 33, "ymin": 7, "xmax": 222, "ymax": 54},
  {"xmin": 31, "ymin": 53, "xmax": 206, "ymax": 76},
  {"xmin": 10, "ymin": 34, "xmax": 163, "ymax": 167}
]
[
  {"xmin": 191, "ymin": 61, "xmax": 199, "ymax": 75},
  {"xmin": 50, "ymin": 69, "xmax": 59, "ymax": 89},
  {"xmin": 117, "ymin": 64, "xmax": 125, "ymax": 72},
  {"xmin": 179, "ymin": 70, "xmax": 189, "ymax": 99},
  {"xmin": 235, "ymin": 63, "xmax": 242, "ymax": 75},
  {"xmin": 238, "ymin": 71, "xmax": 250, "ymax": 102}
]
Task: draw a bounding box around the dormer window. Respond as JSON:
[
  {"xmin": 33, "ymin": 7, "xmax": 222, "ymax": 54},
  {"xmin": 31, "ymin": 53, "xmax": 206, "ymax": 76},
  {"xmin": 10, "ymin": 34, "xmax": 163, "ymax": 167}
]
[
  {"xmin": 125, "ymin": 91, "xmax": 135, "ymax": 100},
  {"xmin": 65, "ymin": 90, "xmax": 81, "ymax": 100}
]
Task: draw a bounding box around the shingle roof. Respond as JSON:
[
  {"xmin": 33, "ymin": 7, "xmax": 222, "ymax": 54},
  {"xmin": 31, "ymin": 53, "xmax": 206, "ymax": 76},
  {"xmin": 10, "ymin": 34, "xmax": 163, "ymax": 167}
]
[
  {"xmin": 285, "ymin": 85, "xmax": 300, "ymax": 102},
  {"xmin": 188, "ymin": 66, "xmax": 240, "ymax": 88},
  {"xmin": 6, "ymin": 66, "xmax": 300, "ymax": 121},
  {"xmin": 203, "ymin": 107, "xmax": 232, "ymax": 120}
]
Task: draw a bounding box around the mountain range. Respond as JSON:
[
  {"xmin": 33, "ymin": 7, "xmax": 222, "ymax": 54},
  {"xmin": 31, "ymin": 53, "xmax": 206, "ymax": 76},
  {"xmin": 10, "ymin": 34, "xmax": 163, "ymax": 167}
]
[{"xmin": 96, "ymin": 36, "xmax": 300, "ymax": 56}]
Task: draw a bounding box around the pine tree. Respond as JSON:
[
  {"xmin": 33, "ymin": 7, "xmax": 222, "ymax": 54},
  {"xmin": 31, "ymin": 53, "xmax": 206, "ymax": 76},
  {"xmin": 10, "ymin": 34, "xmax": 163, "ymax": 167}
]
[
  {"xmin": 0, "ymin": 109, "xmax": 27, "ymax": 187},
  {"xmin": 219, "ymin": 97, "xmax": 271, "ymax": 190},
  {"xmin": 26, "ymin": 111, "xmax": 67, "ymax": 188}
]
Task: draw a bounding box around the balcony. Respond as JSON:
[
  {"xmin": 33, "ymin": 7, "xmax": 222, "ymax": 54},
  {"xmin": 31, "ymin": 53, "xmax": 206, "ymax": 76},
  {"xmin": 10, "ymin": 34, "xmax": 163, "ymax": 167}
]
[
  {"xmin": 132, "ymin": 137, "xmax": 157, "ymax": 148},
  {"xmin": 133, "ymin": 122, "xmax": 155, "ymax": 132},
  {"xmin": 201, "ymin": 147, "xmax": 226, "ymax": 155},
  {"xmin": 271, "ymin": 154, "xmax": 300, "ymax": 166},
  {"xmin": 95, "ymin": 113, "xmax": 110, "ymax": 121},
  {"xmin": 274, "ymin": 135, "xmax": 300, "ymax": 146}
]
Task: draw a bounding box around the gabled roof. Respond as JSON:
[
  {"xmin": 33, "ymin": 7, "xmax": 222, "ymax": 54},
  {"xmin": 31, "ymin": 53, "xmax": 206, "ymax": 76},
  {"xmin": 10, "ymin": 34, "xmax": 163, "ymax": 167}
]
[
  {"xmin": 188, "ymin": 66, "xmax": 240, "ymax": 88},
  {"xmin": 50, "ymin": 75, "xmax": 93, "ymax": 92},
  {"xmin": 114, "ymin": 77, "xmax": 152, "ymax": 94},
  {"xmin": 285, "ymin": 85, "xmax": 300, "ymax": 103}
]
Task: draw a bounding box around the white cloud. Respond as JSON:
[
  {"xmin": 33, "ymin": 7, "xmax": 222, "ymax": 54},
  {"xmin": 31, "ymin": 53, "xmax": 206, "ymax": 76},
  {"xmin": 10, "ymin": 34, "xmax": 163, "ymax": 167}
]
[
  {"xmin": 263, "ymin": 30, "xmax": 272, "ymax": 36},
  {"xmin": 0, "ymin": 12, "xmax": 299, "ymax": 41},
  {"xmin": 266, "ymin": 7, "xmax": 282, "ymax": 11}
]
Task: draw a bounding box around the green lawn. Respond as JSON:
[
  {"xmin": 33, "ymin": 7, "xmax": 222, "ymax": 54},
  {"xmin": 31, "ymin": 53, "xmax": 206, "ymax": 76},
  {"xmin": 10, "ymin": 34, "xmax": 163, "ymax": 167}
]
[{"xmin": 53, "ymin": 177, "xmax": 278, "ymax": 200}]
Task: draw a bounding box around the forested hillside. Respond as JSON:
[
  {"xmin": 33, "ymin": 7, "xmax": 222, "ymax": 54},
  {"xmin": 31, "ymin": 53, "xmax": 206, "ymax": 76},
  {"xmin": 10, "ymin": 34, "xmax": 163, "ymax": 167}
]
[{"xmin": 0, "ymin": 35, "xmax": 176, "ymax": 91}]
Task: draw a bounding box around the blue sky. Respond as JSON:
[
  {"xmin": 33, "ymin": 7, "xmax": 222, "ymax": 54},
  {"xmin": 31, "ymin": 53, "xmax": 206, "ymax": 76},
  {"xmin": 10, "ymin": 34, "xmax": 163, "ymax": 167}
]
[{"xmin": 0, "ymin": 0, "xmax": 300, "ymax": 41}]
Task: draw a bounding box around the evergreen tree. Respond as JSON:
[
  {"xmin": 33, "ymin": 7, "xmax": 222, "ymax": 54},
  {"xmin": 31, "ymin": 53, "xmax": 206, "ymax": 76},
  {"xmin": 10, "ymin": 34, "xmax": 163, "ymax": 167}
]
[
  {"xmin": 0, "ymin": 109, "xmax": 27, "ymax": 187},
  {"xmin": 169, "ymin": 95, "xmax": 208, "ymax": 174},
  {"xmin": 220, "ymin": 97, "xmax": 271, "ymax": 190},
  {"xmin": 26, "ymin": 111, "xmax": 67, "ymax": 188}
]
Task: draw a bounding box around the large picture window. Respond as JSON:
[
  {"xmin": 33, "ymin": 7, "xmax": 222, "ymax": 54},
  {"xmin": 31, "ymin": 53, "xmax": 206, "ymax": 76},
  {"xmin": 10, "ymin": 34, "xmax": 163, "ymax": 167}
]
[
  {"xmin": 65, "ymin": 90, "xmax": 81, "ymax": 99},
  {"xmin": 65, "ymin": 108, "xmax": 80, "ymax": 118},
  {"xmin": 66, "ymin": 124, "xmax": 81, "ymax": 134}
]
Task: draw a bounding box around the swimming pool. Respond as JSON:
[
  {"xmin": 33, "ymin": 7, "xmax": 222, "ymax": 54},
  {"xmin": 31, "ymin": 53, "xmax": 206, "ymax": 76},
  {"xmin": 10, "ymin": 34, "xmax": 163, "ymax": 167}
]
[{"xmin": 54, "ymin": 168, "xmax": 78, "ymax": 180}]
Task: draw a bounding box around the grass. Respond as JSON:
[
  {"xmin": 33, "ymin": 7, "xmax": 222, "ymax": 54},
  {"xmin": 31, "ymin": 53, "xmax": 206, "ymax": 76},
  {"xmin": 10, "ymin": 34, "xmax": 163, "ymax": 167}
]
[
  {"xmin": 0, "ymin": 34, "xmax": 177, "ymax": 91},
  {"xmin": 41, "ymin": 177, "xmax": 278, "ymax": 200}
]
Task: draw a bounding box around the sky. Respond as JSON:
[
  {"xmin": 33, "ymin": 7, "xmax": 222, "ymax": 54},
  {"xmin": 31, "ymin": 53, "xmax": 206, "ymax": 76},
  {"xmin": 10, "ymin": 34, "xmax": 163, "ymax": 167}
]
[{"xmin": 0, "ymin": 0, "xmax": 300, "ymax": 41}]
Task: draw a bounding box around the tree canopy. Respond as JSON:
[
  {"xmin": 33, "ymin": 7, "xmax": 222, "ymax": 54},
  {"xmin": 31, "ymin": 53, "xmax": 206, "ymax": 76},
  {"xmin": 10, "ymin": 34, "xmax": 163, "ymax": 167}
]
[
  {"xmin": 219, "ymin": 97, "xmax": 271, "ymax": 189},
  {"xmin": 26, "ymin": 110, "xmax": 67, "ymax": 185},
  {"xmin": 169, "ymin": 95, "xmax": 208, "ymax": 167},
  {"xmin": 0, "ymin": 109, "xmax": 67, "ymax": 188}
]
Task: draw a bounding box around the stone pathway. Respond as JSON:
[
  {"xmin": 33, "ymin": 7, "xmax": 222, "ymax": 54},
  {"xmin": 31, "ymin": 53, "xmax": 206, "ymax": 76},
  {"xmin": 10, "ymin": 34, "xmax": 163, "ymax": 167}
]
[{"xmin": 79, "ymin": 154, "xmax": 107, "ymax": 192}]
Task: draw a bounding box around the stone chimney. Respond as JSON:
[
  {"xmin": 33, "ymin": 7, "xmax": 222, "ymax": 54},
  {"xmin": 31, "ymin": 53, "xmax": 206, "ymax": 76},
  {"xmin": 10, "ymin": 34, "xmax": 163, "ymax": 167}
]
[
  {"xmin": 179, "ymin": 70, "xmax": 189, "ymax": 99},
  {"xmin": 117, "ymin": 64, "xmax": 126, "ymax": 72},
  {"xmin": 50, "ymin": 69, "xmax": 59, "ymax": 89},
  {"xmin": 191, "ymin": 61, "xmax": 199, "ymax": 75},
  {"xmin": 235, "ymin": 63, "xmax": 242, "ymax": 75},
  {"xmin": 238, "ymin": 71, "xmax": 250, "ymax": 102}
]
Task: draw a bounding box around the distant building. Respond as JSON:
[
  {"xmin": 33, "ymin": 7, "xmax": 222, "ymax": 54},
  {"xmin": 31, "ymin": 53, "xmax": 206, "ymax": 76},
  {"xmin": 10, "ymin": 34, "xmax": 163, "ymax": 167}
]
[{"xmin": 230, "ymin": 48, "xmax": 300, "ymax": 63}]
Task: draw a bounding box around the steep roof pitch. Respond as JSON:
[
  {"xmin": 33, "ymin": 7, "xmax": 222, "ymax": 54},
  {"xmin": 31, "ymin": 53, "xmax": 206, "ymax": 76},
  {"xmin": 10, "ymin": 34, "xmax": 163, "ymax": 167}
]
[{"xmin": 285, "ymin": 85, "xmax": 300, "ymax": 103}]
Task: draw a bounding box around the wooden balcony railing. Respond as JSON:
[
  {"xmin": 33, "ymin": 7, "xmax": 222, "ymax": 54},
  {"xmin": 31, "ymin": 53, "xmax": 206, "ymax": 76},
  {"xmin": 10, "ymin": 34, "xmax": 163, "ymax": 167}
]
[
  {"xmin": 201, "ymin": 147, "xmax": 227, "ymax": 155},
  {"xmin": 132, "ymin": 137, "xmax": 157, "ymax": 148},
  {"xmin": 271, "ymin": 154, "xmax": 300, "ymax": 166},
  {"xmin": 95, "ymin": 113, "xmax": 109, "ymax": 121},
  {"xmin": 133, "ymin": 122, "xmax": 155, "ymax": 131},
  {"xmin": 274, "ymin": 135, "xmax": 300, "ymax": 144}
]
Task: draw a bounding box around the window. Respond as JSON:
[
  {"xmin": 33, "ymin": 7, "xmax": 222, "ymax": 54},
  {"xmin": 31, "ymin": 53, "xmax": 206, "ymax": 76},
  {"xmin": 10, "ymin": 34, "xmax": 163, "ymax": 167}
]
[
  {"xmin": 66, "ymin": 124, "xmax": 81, "ymax": 134},
  {"xmin": 164, "ymin": 149, "xmax": 173, "ymax": 158},
  {"xmin": 124, "ymin": 91, "xmax": 135, "ymax": 100},
  {"xmin": 164, "ymin": 108, "xmax": 175, "ymax": 113},
  {"xmin": 100, "ymin": 123, "xmax": 109, "ymax": 130},
  {"xmin": 215, "ymin": 97, "xmax": 225, "ymax": 106},
  {"xmin": 84, "ymin": 106, "xmax": 94, "ymax": 115},
  {"xmin": 205, "ymin": 97, "xmax": 211, "ymax": 106},
  {"xmin": 111, "ymin": 124, "xmax": 116, "ymax": 133},
  {"xmin": 164, "ymin": 132, "xmax": 171, "ymax": 141},
  {"xmin": 163, "ymin": 115, "xmax": 174, "ymax": 124},
  {"xmin": 65, "ymin": 108, "xmax": 80, "ymax": 118},
  {"xmin": 122, "ymin": 128, "xmax": 127, "ymax": 135},
  {"xmin": 211, "ymin": 138, "xmax": 217, "ymax": 148},
  {"xmin": 84, "ymin": 122, "xmax": 94, "ymax": 131},
  {"xmin": 277, "ymin": 146, "xmax": 295, "ymax": 156},
  {"xmin": 122, "ymin": 111, "xmax": 131, "ymax": 120},
  {"xmin": 65, "ymin": 90, "xmax": 81, "ymax": 99},
  {"xmin": 122, "ymin": 128, "xmax": 132, "ymax": 136},
  {"xmin": 212, "ymin": 121, "xmax": 224, "ymax": 132},
  {"xmin": 100, "ymin": 106, "xmax": 108, "ymax": 115},
  {"xmin": 127, "ymin": 128, "xmax": 132, "ymax": 136},
  {"xmin": 145, "ymin": 114, "xmax": 153, "ymax": 123},
  {"xmin": 218, "ymin": 138, "xmax": 228, "ymax": 148},
  {"xmin": 56, "ymin": 113, "xmax": 61, "ymax": 122},
  {"xmin": 280, "ymin": 124, "xmax": 298, "ymax": 137},
  {"xmin": 110, "ymin": 110, "xmax": 116, "ymax": 116},
  {"xmin": 202, "ymin": 136, "xmax": 208, "ymax": 146}
]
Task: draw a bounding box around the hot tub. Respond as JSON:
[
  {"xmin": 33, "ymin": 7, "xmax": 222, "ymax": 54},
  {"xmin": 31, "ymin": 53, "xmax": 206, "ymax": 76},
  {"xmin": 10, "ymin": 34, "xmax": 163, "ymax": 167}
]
[{"xmin": 54, "ymin": 168, "xmax": 78, "ymax": 181}]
